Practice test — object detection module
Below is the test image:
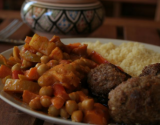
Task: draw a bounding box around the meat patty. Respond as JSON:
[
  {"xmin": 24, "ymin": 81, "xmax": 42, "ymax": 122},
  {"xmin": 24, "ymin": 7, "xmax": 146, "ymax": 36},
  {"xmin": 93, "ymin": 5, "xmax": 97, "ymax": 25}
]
[
  {"xmin": 108, "ymin": 75, "xmax": 160, "ymax": 125},
  {"xmin": 87, "ymin": 63, "xmax": 131, "ymax": 102},
  {"xmin": 139, "ymin": 63, "xmax": 160, "ymax": 77}
]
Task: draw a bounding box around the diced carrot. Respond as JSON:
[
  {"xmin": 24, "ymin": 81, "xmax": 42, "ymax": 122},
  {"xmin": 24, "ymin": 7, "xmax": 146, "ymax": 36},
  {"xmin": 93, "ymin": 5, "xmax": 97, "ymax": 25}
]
[
  {"xmin": 51, "ymin": 96, "xmax": 65, "ymax": 109},
  {"xmin": 53, "ymin": 83, "xmax": 70, "ymax": 101},
  {"xmin": 12, "ymin": 70, "xmax": 24, "ymax": 79},
  {"xmin": 94, "ymin": 103, "xmax": 110, "ymax": 121},
  {"xmin": 83, "ymin": 109, "xmax": 108, "ymax": 125},
  {"xmin": 25, "ymin": 67, "xmax": 39, "ymax": 80},
  {"xmin": 49, "ymin": 47, "xmax": 63, "ymax": 60},
  {"xmin": 49, "ymin": 35, "xmax": 61, "ymax": 43},
  {"xmin": 0, "ymin": 65, "xmax": 12, "ymax": 78},
  {"xmin": 68, "ymin": 43, "xmax": 81, "ymax": 49},
  {"xmin": 71, "ymin": 44, "xmax": 88, "ymax": 57},
  {"xmin": 89, "ymin": 51, "xmax": 108, "ymax": 64},
  {"xmin": 25, "ymin": 36, "xmax": 32, "ymax": 44},
  {"xmin": 22, "ymin": 90, "xmax": 39, "ymax": 104}
]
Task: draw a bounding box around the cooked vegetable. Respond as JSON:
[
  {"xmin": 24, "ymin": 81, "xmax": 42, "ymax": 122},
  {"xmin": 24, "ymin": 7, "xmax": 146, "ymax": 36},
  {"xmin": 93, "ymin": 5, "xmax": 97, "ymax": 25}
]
[
  {"xmin": 12, "ymin": 70, "xmax": 23, "ymax": 79},
  {"xmin": 71, "ymin": 110, "xmax": 83, "ymax": 122},
  {"xmin": 29, "ymin": 34, "xmax": 56, "ymax": 55},
  {"xmin": 11, "ymin": 63, "xmax": 21, "ymax": 71},
  {"xmin": 4, "ymin": 79, "xmax": 40, "ymax": 93},
  {"xmin": 60, "ymin": 107, "xmax": 70, "ymax": 119},
  {"xmin": 37, "ymin": 64, "xmax": 49, "ymax": 76},
  {"xmin": 25, "ymin": 36, "xmax": 32, "ymax": 44},
  {"xmin": 40, "ymin": 55, "xmax": 50, "ymax": 63},
  {"xmin": 83, "ymin": 109, "xmax": 108, "ymax": 125},
  {"xmin": 49, "ymin": 47, "xmax": 63, "ymax": 61},
  {"xmin": 89, "ymin": 51, "xmax": 108, "ymax": 64},
  {"xmin": 25, "ymin": 67, "xmax": 39, "ymax": 80},
  {"xmin": 81, "ymin": 99, "xmax": 94, "ymax": 111},
  {"xmin": 51, "ymin": 96, "xmax": 65, "ymax": 109},
  {"xmin": 13, "ymin": 46, "xmax": 21, "ymax": 63},
  {"xmin": 39, "ymin": 86, "xmax": 53, "ymax": 96},
  {"xmin": 29, "ymin": 96, "xmax": 43, "ymax": 110},
  {"xmin": 40, "ymin": 95, "xmax": 51, "ymax": 108},
  {"xmin": 65, "ymin": 100, "xmax": 78, "ymax": 115},
  {"xmin": 48, "ymin": 105, "xmax": 60, "ymax": 117},
  {"xmin": 0, "ymin": 65, "xmax": 12, "ymax": 78},
  {"xmin": 0, "ymin": 34, "xmax": 110, "ymax": 125},
  {"xmin": 22, "ymin": 90, "xmax": 39, "ymax": 104},
  {"xmin": 20, "ymin": 50, "xmax": 41, "ymax": 62},
  {"xmin": 52, "ymin": 83, "xmax": 69, "ymax": 101}
]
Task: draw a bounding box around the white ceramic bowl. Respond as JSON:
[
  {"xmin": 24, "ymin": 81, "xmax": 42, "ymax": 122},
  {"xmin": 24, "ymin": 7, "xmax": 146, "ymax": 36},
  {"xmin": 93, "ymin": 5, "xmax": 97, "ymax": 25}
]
[{"xmin": 21, "ymin": 0, "xmax": 105, "ymax": 37}]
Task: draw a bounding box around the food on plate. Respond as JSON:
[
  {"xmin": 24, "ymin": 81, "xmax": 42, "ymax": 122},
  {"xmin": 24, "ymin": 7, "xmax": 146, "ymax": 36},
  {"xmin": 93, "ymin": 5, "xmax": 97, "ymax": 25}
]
[
  {"xmin": 83, "ymin": 41, "xmax": 160, "ymax": 77},
  {"xmin": 139, "ymin": 63, "xmax": 160, "ymax": 77},
  {"xmin": 0, "ymin": 34, "xmax": 110, "ymax": 125},
  {"xmin": 87, "ymin": 63, "xmax": 131, "ymax": 103},
  {"xmin": 108, "ymin": 75, "xmax": 160, "ymax": 125},
  {"xmin": 1, "ymin": 34, "xmax": 160, "ymax": 125}
]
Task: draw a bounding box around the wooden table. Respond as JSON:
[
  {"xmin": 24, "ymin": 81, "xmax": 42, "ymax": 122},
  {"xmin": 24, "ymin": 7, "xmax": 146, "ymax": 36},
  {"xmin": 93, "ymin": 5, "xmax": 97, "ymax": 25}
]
[{"xmin": 0, "ymin": 10, "xmax": 160, "ymax": 125}]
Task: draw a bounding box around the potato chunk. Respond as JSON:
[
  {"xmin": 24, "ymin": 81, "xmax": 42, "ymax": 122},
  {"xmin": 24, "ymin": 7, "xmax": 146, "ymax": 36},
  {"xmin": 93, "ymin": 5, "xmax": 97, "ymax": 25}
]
[{"xmin": 4, "ymin": 79, "xmax": 40, "ymax": 93}]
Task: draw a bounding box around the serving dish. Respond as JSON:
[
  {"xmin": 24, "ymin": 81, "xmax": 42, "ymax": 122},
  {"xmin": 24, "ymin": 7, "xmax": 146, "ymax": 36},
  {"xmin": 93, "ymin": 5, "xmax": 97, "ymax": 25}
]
[
  {"xmin": 21, "ymin": 0, "xmax": 105, "ymax": 37},
  {"xmin": 0, "ymin": 38, "xmax": 160, "ymax": 125}
]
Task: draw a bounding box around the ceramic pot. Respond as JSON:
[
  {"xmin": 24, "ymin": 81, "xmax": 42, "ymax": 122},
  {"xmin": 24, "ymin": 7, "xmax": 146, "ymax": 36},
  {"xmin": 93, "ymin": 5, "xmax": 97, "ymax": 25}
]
[{"xmin": 21, "ymin": 0, "xmax": 105, "ymax": 37}]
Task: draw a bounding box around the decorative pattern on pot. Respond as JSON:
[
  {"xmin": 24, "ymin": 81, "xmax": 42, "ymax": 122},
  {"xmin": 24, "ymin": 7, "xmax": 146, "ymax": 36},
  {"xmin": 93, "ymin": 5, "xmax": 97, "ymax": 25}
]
[{"xmin": 21, "ymin": 1, "xmax": 105, "ymax": 35}]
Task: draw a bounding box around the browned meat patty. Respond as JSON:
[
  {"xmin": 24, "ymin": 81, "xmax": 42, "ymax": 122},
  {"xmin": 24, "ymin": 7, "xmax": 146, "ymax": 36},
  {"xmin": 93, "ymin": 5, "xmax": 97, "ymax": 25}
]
[
  {"xmin": 108, "ymin": 75, "xmax": 160, "ymax": 125},
  {"xmin": 87, "ymin": 63, "xmax": 131, "ymax": 101},
  {"xmin": 139, "ymin": 63, "xmax": 160, "ymax": 77}
]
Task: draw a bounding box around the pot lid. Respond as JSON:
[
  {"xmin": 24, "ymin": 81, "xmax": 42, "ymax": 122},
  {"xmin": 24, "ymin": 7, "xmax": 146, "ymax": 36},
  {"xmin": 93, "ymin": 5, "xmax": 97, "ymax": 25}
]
[{"xmin": 29, "ymin": 0, "xmax": 98, "ymax": 4}]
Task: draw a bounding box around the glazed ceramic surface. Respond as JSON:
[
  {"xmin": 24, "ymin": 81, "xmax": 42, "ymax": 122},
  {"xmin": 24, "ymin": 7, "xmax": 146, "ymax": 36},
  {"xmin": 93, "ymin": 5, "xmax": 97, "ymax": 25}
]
[{"xmin": 21, "ymin": 0, "xmax": 105, "ymax": 35}]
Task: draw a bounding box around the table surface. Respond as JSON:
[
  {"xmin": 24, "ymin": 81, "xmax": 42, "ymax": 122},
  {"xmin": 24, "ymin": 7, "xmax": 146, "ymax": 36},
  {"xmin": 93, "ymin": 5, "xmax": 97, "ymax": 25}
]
[{"xmin": 0, "ymin": 10, "xmax": 160, "ymax": 125}]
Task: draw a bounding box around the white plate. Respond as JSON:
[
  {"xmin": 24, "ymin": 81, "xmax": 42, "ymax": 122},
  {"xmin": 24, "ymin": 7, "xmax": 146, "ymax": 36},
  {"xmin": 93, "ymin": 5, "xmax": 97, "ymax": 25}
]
[{"xmin": 0, "ymin": 38, "xmax": 160, "ymax": 125}]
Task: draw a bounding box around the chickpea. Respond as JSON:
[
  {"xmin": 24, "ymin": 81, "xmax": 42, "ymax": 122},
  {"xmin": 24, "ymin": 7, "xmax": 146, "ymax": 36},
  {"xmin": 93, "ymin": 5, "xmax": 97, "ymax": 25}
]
[
  {"xmin": 81, "ymin": 99, "xmax": 94, "ymax": 111},
  {"xmin": 36, "ymin": 52, "xmax": 43, "ymax": 57},
  {"xmin": 41, "ymin": 56, "xmax": 50, "ymax": 64},
  {"xmin": 78, "ymin": 102, "xmax": 82, "ymax": 110},
  {"xmin": 69, "ymin": 92, "xmax": 79, "ymax": 102},
  {"xmin": 65, "ymin": 100, "xmax": 78, "ymax": 115},
  {"xmin": 40, "ymin": 96, "xmax": 51, "ymax": 108},
  {"xmin": 29, "ymin": 97, "xmax": 42, "ymax": 110},
  {"xmin": 48, "ymin": 105, "xmax": 60, "ymax": 117},
  {"xmin": 39, "ymin": 86, "xmax": 53, "ymax": 96},
  {"xmin": 35, "ymin": 63, "xmax": 41, "ymax": 68},
  {"xmin": 11, "ymin": 63, "xmax": 21, "ymax": 71},
  {"xmin": 37, "ymin": 64, "xmax": 49, "ymax": 75},
  {"xmin": 60, "ymin": 107, "xmax": 70, "ymax": 119},
  {"xmin": 71, "ymin": 110, "xmax": 83, "ymax": 122}
]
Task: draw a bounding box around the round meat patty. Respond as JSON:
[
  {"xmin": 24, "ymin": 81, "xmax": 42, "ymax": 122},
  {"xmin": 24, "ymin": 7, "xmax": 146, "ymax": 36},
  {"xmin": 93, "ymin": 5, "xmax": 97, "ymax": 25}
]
[
  {"xmin": 139, "ymin": 63, "xmax": 160, "ymax": 77},
  {"xmin": 87, "ymin": 63, "xmax": 131, "ymax": 101},
  {"xmin": 108, "ymin": 75, "xmax": 160, "ymax": 125}
]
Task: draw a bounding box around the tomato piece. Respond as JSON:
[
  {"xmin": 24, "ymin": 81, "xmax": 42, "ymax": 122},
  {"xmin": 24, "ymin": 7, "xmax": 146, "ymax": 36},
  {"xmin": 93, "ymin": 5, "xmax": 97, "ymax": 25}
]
[
  {"xmin": 12, "ymin": 70, "xmax": 23, "ymax": 79},
  {"xmin": 90, "ymin": 51, "xmax": 108, "ymax": 64}
]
